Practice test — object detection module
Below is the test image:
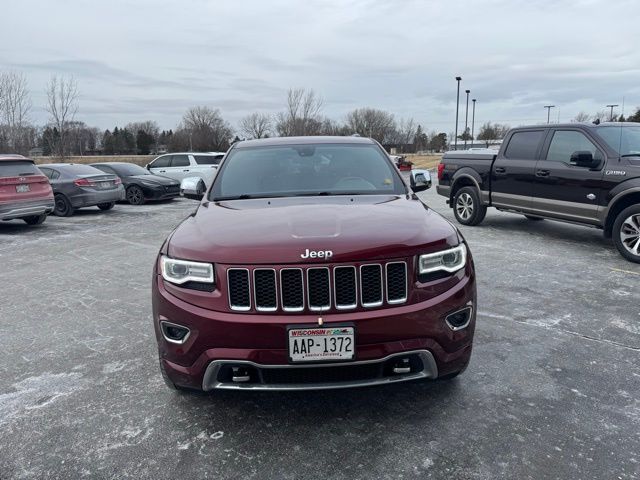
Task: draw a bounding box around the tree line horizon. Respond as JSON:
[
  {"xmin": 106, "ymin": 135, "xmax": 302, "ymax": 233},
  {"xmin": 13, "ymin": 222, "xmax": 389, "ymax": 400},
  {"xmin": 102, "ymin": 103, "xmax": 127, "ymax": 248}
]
[{"xmin": 1, "ymin": 71, "xmax": 639, "ymax": 158}]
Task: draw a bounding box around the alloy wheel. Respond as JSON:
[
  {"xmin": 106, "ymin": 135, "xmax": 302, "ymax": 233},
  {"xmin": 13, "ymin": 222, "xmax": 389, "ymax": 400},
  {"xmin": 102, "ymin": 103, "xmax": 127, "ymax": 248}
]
[
  {"xmin": 620, "ymin": 214, "xmax": 640, "ymax": 256},
  {"xmin": 456, "ymin": 193, "xmax": 474, "ymax": 221}
]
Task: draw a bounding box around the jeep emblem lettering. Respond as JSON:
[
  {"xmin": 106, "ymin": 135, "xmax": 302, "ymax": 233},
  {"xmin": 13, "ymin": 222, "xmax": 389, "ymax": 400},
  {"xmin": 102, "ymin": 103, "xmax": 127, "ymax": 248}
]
[{"xmin": 300, "ymin": 248, "xmax": 333, "ymax": 259}]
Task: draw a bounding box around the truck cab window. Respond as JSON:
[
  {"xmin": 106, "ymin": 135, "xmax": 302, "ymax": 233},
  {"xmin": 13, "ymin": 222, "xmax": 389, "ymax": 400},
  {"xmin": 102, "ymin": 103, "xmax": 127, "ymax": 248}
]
[
  {"xmin": 546, "ymin": 131, "xmax": 601, "ymax": 165},
  {"xmin": 504, "ymin": 131, "xmax": 544, "ymax": 160}
]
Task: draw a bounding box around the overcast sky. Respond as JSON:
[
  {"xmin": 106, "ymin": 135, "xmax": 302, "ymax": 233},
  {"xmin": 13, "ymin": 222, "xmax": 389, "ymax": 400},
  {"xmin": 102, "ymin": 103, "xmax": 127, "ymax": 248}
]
[{"xmin": 1, "ymin": 0, "xmax": 639, "ymax": 134}]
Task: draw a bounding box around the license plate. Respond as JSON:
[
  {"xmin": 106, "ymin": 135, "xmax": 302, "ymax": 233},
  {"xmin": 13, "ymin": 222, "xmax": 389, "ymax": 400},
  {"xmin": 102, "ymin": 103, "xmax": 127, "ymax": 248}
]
[
  {"xmin": 99, "ymin": 182, "xmax": 111, "ymax": 189},
  {"xmin": 288, "ymin": 326, "xmax": 355, "ymax": 362},
  {"xmin": 16, "ymin": 184, "xmax": 30, "ymax": 193}
]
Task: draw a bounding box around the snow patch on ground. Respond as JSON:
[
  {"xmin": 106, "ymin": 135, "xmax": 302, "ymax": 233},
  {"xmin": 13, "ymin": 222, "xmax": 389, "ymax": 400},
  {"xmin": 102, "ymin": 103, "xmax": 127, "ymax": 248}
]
[
  {"xmin": 611, "ymin": 317, "xmax": 640, "ymax": 335},
  {"xmin": 0, "ymin": 372, "xmax": 83, "ymax": 426}
]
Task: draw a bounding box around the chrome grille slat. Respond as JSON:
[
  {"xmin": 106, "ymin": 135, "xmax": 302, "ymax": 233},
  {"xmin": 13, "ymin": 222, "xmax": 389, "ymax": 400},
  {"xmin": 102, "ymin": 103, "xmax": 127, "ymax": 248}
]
[
  {"xmin": 334, "ymin": 266, "xmax": 357, "ymax": 310},
  {"xmin": 227, "ymin": 268, "xmax": 251, "ymax": 311},
  {"xmin": 280, "ymin": 268, "xmax": 304, "ymax": 312},
  {"xmin": 254, "ymin": 269, "xmax": 277, "ymax": 312},
  {"xmin": 385, "ymin": 262, "xmax": 407, "ymax": 304},
  {"xmin": 360, "ymin": 264, "xmax": 383, "ymax": 308},
  {"xmin": 307, "ymin": 267, "xmax": 331, "ymax": 311},
  {"xmin": 227, "ymin": 262, "xmax": 406, "ymax": 312}
]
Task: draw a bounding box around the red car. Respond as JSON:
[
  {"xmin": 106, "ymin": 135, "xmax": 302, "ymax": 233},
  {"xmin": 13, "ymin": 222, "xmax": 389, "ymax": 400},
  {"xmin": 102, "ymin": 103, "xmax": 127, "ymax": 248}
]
[
  {"xmin": 153, "ymin": 137, "xmax": 476, "ymax": 392},
  {"xmin": 0, "ymin": 155, "xmax": 54, "ymax": 225}
]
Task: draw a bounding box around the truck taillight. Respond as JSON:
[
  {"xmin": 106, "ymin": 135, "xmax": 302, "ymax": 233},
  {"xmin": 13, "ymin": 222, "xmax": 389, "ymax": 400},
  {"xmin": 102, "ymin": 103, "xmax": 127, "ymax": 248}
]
[
  {"xmin": 74, "ymin": 178, "xmax": 96, "ymax": 187},
  {"xmin": 437, "ymin": 162, "xmax": 445, "ymax": 180}
]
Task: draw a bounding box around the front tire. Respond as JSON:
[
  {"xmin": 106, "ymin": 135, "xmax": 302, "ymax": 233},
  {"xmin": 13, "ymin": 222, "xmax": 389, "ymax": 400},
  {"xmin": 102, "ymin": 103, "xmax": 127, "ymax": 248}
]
[
  {"xmin": 453, "ymin": 186, "xmax": 487, "ymax": 226},
  {"xmin": 23, "ymin": 214, "xmax": 47, "ymax": 225},
  {"xmin": 126, "ymin": 186, "xmax": 145, "ymax": 205},
  {"xmin": 97, "ymin": 202, "xmax": 115, "ymax": 211},
  {"xmin": 613, "ymin": 204, "xmax": 640, "ymax": 263},
  {"xmin": 54, "ymin": 194, "xmax": 74, "ymax": 217}
]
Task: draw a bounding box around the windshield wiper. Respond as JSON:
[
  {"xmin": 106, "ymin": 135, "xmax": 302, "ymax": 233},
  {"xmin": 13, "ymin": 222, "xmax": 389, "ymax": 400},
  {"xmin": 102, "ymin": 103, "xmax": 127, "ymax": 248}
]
[
  {"xmin": 292, "ymin": 191, "xmax": 368, "ymax": 197},
  {"xmin": 212, "ymin": 194, "xmax": 255, "ymax": 201}
]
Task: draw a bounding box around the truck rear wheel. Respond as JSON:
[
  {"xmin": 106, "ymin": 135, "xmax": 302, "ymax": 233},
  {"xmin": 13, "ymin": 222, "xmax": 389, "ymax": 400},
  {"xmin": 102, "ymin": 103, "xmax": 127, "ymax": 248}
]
[
  {"xmin": 453, "ymin": 187, "xmax": 486, "ymax": 226},
  {"xmin": 613, "ymin": 204, "xmax": 640, "ymax": 263}
]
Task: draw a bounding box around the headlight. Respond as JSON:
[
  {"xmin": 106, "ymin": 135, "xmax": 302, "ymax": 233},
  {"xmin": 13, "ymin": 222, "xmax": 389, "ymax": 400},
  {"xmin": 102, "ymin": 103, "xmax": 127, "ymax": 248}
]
[
  {"xmin": 160, "ymin": 255, "xmax": 214, "ymax": 285},
  {"xmin": 418, "ymin": 244, "xmax": 467, "ymax": 274}
]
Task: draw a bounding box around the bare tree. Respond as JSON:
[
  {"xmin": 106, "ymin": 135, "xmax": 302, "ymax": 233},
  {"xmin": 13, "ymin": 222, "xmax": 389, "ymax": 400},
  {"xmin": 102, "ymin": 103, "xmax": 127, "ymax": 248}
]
[
  {"xmin": 391, "ymin": 117, "xmax": 417, "ymax": 151},
  {"xmin": 182, "ymin": 106, "xmax": 233, "ymax": 151},
  {"xmin": 276, "ymin": 88, "xmax": 324, "ymax": 136},
  {"xmin": 0, "ymin": 71, "xmax": 33, "ymax": 153},
  {"xmin": 345, "ymin": 107, "xmax": 396, "ymax": 144},
  {"xmin": 239, "ymin": 112, "xmax": 272, "ymax": 139},
  {"xmin": 572, "ymin": 112, "xmax": 591, "ymax": 123},
  {"xmin": 45, "ymin": 75, "xmax": 79, "ymax": 158}
]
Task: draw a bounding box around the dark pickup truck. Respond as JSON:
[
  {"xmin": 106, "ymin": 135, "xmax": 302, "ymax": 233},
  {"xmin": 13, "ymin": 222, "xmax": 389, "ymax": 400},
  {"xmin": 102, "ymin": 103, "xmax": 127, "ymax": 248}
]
[{"xmin": 437, "ymin": 122, "xmax": 640, "ymax": 263}]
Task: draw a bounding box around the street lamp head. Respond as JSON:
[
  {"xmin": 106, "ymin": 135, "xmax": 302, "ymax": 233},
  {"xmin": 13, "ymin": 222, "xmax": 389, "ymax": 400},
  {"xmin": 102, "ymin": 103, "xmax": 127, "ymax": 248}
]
[
  {"xmin": 465, "ymin": 89, "xmax": 470, "ymax": 94},
  {"xmin": 455, "ymin": 76, "xmax": 462, "ymax": 81},
  {"xmin": 472, "ymin": 98, "xmax": 476, "ymax": 102}
]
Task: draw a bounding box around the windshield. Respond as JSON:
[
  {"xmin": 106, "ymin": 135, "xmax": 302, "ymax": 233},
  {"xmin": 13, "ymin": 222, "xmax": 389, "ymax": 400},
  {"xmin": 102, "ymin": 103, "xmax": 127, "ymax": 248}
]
[
  {"xmin": 109, "ymin": 163, "xmax": 150, "ymax": 176},
  {"xmin": 209, "ymin": 143, "xmax": 405, "ymax": 200},
  {"xmin": 594, "ymin": 126, "xmax": 640, "ymax": 156}
]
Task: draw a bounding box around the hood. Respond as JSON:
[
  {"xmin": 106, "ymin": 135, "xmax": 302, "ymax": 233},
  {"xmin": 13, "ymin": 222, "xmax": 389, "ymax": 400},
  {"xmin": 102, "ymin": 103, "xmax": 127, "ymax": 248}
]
[
  {"xmin": 168, "ymin": 195, "xmax": 460, "ymax": 264},
  {"xmin": 130, "ymin": 174, "xmax": 179, "ymax": 185}
]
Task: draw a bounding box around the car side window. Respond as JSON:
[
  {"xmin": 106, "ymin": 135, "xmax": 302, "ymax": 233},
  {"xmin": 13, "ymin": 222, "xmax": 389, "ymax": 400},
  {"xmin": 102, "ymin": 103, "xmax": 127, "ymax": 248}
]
[
  {"xmin": 546, "ymin": 131, "xmax": 602, "ymax": 165},
  {"xmin": 194, "ymin": 155, "xmax": 222, "ymax": 165},
  {"xmin": 171, "ymin": 155, "xmax": 190, "ymax": 167},
  {"xmin": 39, "ymin": 167, "xmax": 53, "ymax": 179},
  {"xmin": 50, "ymin": 169, "xmax": 60, "ymax": 180},
  {"xmin": 151, "ymin": 155, "xmax": 171, "ymax": 168},
  {"xmin": 504, "ymin": 131, "xmax": 545, "ymax": 160}
]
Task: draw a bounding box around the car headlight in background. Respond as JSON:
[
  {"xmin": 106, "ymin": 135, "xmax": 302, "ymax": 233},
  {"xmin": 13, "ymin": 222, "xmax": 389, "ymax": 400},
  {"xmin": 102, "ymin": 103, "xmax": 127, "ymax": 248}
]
[
  {"xmin": 160, "ymin": 256, "xmax": 214, "ymax": 285},
  {"xmin": 419, "ymin": 244, "xmax": 467, "ymax": 274}
]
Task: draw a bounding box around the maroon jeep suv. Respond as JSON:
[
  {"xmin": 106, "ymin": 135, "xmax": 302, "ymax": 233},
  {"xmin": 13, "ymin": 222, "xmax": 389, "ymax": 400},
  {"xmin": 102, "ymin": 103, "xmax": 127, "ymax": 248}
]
[{"xmin": 152, "ymin": 137, "xmax": 476, "ymax": 391}]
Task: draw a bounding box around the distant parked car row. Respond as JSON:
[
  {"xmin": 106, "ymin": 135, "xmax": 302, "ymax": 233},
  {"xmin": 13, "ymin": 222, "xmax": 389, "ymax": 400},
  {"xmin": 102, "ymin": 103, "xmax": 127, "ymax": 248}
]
[{"xmin": 1, "ymin": 151, "xmax": 228, "ymax": 225}]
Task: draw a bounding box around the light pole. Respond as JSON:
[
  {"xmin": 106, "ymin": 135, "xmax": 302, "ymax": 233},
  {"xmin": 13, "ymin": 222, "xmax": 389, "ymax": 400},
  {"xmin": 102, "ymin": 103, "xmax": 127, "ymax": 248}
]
[
  {"xmin": 544, "ymin": 105, "xmax": 555, "ymax": 124},
  {"xmin": 606, "ymin": 104, "xmax": 619, "ymax": 121},
  {"xmin": 471, "ymin": 98, "xmax": 476, "ymax": 146},
  {"xmin": 464, "ymin": 90, "xmax": 470, "ymax": 149},
  {"xmin": 454, "ymin": 76, "xmax": 462, "ymax": 150}
]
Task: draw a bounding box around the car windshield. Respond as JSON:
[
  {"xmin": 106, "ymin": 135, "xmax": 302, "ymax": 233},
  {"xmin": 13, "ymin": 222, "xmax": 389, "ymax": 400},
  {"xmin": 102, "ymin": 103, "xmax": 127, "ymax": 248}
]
[
  {"xmin": 109, "ymin": 163, "xmax": 150, "ymax": 176},
  {"xmin": 209, "ymin": 143, "xmax": 405, "ymax": 200},
  {"xmin": 594, "ymin": 126, "xmax": 640, "ymax": 156}
]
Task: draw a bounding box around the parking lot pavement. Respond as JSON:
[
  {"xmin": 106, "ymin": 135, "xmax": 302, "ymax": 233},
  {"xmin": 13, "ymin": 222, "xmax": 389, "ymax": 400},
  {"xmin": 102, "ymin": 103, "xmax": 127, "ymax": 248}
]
[{"xmin": 0, "ymin": 191, "xmax": 639, "ymax": 480}]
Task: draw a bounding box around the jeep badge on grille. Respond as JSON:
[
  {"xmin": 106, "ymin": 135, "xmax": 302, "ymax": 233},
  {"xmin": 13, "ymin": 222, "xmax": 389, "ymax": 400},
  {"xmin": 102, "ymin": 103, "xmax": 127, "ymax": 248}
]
[{"xmin": 300, "ymin": 249, "xmax": 333, "ymax": 259}]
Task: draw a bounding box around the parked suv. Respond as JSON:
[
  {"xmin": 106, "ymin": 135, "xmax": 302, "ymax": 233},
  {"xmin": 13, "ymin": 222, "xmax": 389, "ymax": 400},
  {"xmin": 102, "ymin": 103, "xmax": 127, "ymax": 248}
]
[
  {"xmin": 0, "ymin": 154, "xmax": 54, "ymax": 225},
  {"xmin": 437, "ymin": 122, "xmax": 640, "ymax": 263},
  {"xmin": 153, "ymin": 136, "xmax": 476, "ymax": 392},
  {"xmin": 147, "ymin": 152, "xmax": 225, "ymax": 189}
]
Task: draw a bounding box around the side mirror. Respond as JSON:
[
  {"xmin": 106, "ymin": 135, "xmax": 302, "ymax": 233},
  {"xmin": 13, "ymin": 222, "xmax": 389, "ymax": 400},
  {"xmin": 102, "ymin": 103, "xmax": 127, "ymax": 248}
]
[
  {"xmin": 570, "ymin": 151, "xmax": 600, "ymax": 168},
  {"xmin": 410, "ymin": 169, "xmax": 432, "ymax": 192},
  {"xmin": 145, "ymin": 163, "xmax": 151, "ymax": 170},
  {"xmin": 180, "ymin": 177, "xmax": 205, "ymax": 201}
]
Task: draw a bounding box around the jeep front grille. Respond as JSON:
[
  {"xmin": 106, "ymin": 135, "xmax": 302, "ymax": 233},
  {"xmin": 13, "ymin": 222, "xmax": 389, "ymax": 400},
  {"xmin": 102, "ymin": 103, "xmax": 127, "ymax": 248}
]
[{"xmin": 227, "ymin": 261, "xmax": 407, "ymax": 313}]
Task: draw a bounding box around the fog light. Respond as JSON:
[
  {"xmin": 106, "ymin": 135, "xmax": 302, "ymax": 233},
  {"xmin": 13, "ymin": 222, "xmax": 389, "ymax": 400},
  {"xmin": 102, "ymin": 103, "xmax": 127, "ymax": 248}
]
[
  {"xmin": 161, "ymin": 321, "xmax": 191, "ymax": 344},
  {"xmin": 445, "ymin": 306, "xmax": 472, "ymax": 331}
]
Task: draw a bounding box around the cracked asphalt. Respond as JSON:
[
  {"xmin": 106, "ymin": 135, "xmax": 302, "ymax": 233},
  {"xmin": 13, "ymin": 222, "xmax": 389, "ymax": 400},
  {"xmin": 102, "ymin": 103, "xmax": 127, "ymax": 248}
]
[{"xmin": 0, "ymin": 183, "xmax": 639, "ymax": 480}]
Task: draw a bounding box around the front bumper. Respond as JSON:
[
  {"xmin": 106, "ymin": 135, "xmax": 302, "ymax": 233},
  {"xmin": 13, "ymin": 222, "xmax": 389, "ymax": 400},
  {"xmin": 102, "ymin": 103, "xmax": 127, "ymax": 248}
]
[
  {"xmin": 143, "ymin": 185, "xmax": 180, "ymax": 200},
  {"xmin": 153, "ymin": 264, "xmax": 476, "ymax": 391},
  {"xmin": 0, "ymin": 199, "xmax": 55, "ymax": 220}
]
